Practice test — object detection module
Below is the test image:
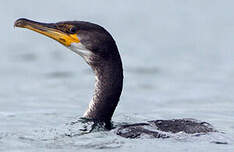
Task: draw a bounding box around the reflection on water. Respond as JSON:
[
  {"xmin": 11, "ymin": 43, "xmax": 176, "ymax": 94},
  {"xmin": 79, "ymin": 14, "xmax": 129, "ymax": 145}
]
[{"xmin": 1, "ymin": 0, "xmax": 234, "ymax": 152}]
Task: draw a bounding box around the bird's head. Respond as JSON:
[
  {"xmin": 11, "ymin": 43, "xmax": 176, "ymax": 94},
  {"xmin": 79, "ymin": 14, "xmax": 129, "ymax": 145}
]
[{"xmin": 14, "ymin": 18, "xmax": 117, "ymax": 64}]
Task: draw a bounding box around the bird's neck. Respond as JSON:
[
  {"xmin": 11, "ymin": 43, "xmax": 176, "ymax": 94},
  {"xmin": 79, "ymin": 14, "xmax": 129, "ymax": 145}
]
[{"xmin": 83, "ymin": 52, "xmax": 123, "ymax": 125}]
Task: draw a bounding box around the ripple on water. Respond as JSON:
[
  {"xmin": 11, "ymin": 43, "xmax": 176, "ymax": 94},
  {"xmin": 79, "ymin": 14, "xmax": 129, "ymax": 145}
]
[
  {"xmin": 45, "ymin": 71, "xmax": 75, "ymax": 79},
  {"xmin": 126, "ymin": 66, "xmax": 160, "ymax": 75},
  {"xmin": 0, "ymin": 118, "xmax": 233, "ymax": 151},
  {"xmin": 8, "ymin": 123, "xmax": 124, "ymax": 150},
  {"xmin": 16, "ymin": 53, "xmax": 38, "ymax": 62}
]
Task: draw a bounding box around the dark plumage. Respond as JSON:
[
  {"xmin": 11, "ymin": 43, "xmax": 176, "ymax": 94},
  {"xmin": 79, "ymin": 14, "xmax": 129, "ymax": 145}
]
[{"xmin": 14, "ymin": 18, "xmax": 215, "ymax": 138}]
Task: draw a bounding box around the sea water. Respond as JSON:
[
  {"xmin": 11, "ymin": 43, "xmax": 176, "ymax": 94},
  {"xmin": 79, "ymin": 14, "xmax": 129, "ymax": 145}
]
[{"xmin": 0, "ymin": 1, "xmax": 234, "ymax": 151}]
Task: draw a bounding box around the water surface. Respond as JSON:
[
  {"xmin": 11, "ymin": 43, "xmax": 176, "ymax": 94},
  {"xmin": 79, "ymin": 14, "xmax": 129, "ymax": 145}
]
[{"xmin": 0, "ymin": 0, "xmax": 234, "ymax": 151}]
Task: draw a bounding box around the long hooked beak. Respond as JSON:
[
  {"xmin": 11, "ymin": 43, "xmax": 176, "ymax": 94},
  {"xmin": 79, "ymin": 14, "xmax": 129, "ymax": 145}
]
[{"xmin": 14, "ymin": 18, "xmax": 80, "ymax": 46}]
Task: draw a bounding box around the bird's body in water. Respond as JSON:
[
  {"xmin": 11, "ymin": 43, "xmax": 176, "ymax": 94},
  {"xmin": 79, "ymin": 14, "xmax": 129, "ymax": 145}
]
[{"xmin": 14, "ymin": 18, "xmax": 215, "ymax": 138}]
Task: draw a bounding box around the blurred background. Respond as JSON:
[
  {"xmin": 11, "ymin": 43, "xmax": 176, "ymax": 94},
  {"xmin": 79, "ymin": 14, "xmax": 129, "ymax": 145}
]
[{"xmin": 0, "ymin": 0, "xmax": 234, "ymax": 151}]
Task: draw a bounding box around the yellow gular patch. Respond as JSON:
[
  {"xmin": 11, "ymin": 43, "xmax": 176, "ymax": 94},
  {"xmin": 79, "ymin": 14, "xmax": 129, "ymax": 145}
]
[{"xmin": 56, "ymin": 33, "xmax": 80, "ymax": 46}]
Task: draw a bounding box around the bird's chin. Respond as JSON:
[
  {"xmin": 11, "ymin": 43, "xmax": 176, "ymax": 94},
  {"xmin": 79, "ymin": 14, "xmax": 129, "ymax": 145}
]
[{"xmin": 68, "ymin": 42, "xmax": 93, "ymax": 62}]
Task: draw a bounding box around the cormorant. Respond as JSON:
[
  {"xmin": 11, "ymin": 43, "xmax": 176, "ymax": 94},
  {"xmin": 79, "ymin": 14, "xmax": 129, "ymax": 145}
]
[{"xmin": 14, "ymin": 18, "xmax": 215, "ymax": 138}]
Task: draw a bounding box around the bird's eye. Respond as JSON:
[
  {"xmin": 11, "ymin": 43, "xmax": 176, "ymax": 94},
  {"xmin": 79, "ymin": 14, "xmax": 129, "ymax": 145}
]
[{"xmin": 70, "ymin": 27, "xmax": 77, "ymax": 34}]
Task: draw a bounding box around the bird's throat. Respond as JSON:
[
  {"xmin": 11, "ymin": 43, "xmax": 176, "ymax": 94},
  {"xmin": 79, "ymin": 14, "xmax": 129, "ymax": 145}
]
[{"xmin": 83, "ymin": 52, "xmax": 123, "ymax": 125}]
